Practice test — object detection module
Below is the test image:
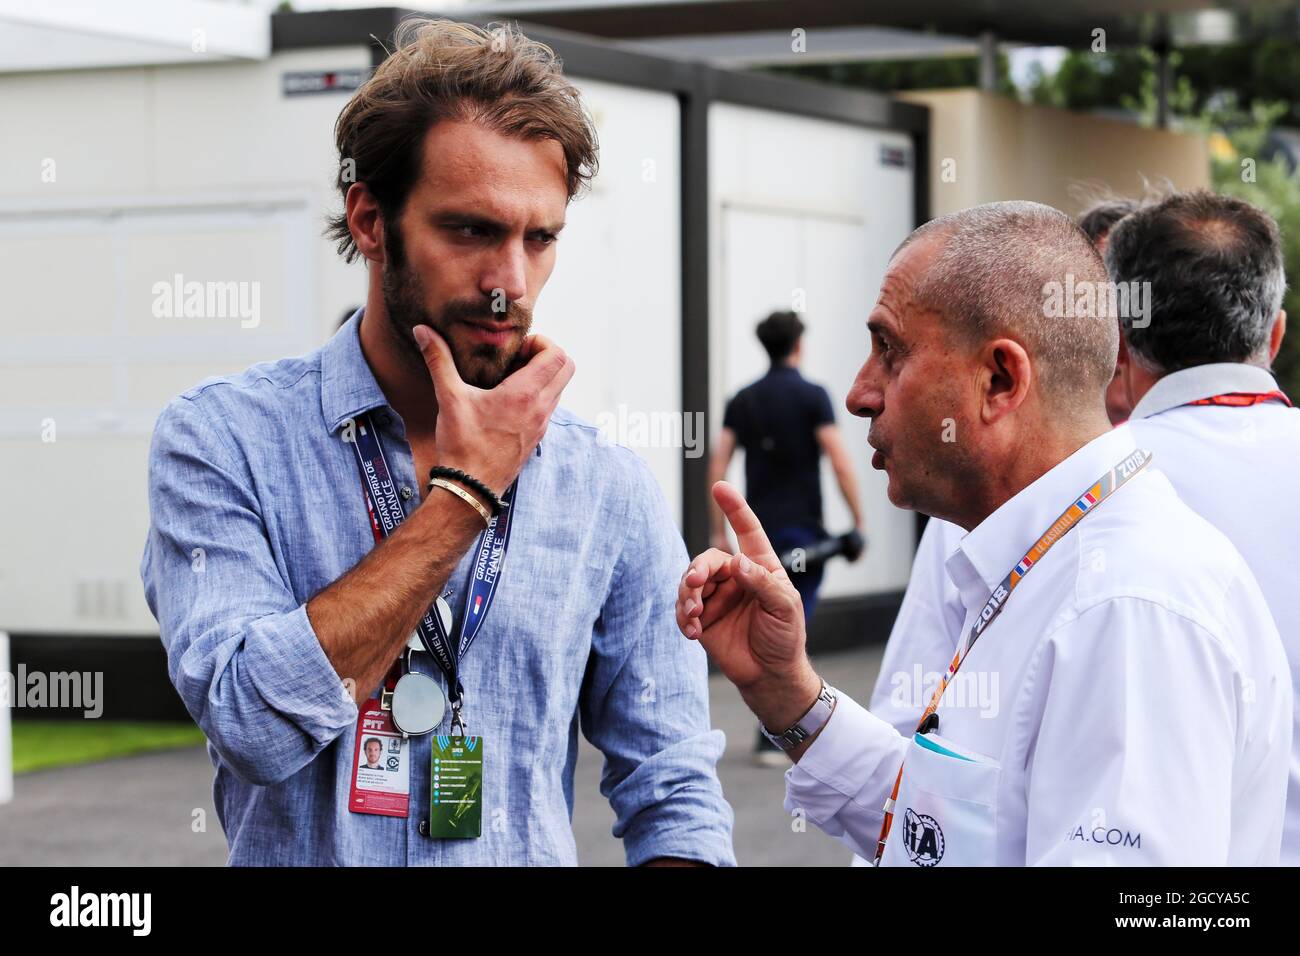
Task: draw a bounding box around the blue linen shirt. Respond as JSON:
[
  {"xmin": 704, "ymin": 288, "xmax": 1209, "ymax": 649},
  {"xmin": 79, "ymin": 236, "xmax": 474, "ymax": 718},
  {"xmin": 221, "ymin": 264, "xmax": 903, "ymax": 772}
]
[{"xmin": 140, "ymin": 310, "xmax": 735, "ymax": 866}]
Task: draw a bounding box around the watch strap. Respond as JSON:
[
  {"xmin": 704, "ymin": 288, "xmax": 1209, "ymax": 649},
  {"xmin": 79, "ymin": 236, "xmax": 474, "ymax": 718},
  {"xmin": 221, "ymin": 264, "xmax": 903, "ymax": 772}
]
[{"xmin": 760, "ymin": 682, "xmax": 837, "ymax": 752}]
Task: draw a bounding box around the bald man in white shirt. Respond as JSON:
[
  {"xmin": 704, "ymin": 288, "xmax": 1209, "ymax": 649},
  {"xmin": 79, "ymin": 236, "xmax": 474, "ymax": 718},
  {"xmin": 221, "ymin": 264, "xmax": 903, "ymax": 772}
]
[
  {"xmin": 869, "ymin": 191, "xmax": 1300, "ymax": 865},
  {"xmin": 676, "ymin": 201, "xmax": 1291, "ymax": 866}
]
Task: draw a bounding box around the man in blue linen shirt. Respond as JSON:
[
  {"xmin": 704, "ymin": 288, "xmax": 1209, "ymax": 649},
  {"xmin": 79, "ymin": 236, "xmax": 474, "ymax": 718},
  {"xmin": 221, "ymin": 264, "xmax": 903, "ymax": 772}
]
[{"xmin": 139, "ymin": 18, "xmax": 734, "ymax": 866}]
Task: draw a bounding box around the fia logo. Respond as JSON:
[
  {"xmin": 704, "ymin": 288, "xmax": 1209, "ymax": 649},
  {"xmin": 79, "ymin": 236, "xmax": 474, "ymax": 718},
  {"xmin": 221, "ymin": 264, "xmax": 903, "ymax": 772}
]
[{"xmin": 902, "ymin": 808, "xmax": 945, "ymax": 866}]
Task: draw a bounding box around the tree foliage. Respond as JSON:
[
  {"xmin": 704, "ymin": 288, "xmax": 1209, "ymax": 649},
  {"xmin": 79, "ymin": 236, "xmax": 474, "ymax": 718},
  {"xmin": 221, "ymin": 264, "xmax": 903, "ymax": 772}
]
[{"xmin": 776, "ymin": 42, "xmax": 1300, "ymax": 397}]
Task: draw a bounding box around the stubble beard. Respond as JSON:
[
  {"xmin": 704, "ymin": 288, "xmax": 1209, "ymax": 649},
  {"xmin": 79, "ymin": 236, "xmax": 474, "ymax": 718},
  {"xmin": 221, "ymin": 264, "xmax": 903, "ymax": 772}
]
[{"xmin": 380, "ymin": 230, "xmax": 532, "ymax": 389}]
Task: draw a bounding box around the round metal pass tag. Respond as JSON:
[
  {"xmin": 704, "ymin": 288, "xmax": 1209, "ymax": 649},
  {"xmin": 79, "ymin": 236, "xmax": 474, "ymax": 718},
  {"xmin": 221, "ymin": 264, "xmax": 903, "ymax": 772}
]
[
  {"xmin": 390, "ymin": 672, "xmax": 445, "ymax": 736},
  {"xmin": 435, "ymin": 596, "xmax": 453, "ymax": 635}
]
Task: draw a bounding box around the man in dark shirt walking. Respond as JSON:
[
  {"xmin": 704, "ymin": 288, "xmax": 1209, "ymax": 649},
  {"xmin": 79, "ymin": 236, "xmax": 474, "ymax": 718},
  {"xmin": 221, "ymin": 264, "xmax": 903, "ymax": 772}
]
[{"xmin": 708, "ymin": 312, "xmax": 863, "ymax": 762}]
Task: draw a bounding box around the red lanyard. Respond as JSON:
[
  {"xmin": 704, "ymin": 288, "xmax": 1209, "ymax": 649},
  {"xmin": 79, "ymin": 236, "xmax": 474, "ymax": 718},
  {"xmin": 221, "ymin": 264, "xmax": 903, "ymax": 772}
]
[
  {"xmin": 1184, "ymin": 390, "xmax": 1292, "ymax": 408},
  {"xmin": 873, "ymin": 448, "xmax": 1153, "ymax": 864}
]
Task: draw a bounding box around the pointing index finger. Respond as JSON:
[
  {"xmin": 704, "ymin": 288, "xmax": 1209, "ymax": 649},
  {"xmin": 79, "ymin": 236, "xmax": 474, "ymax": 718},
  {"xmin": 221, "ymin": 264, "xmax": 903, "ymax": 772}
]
[{"xmin": 711, "ymin": 480, "xmax": 782, "ymax": 572}]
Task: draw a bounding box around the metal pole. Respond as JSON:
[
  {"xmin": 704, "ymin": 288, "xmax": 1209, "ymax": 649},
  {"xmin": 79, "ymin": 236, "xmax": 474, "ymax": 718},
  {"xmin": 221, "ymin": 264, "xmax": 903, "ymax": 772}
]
[
  {"xmin": 978, "ymin": 30, "xmax": 997, "ymax": 91},
  {"xmin": 0, "ymin": 632, "xmax": 12, "ymax": 804},
  {"xmin": 681, "ymin": 65, "xmax": 713, "ymax": 558}
]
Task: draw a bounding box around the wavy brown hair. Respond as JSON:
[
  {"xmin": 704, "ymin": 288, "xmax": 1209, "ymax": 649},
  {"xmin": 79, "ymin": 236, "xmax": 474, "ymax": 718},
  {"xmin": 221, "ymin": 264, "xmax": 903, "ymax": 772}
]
[{"xmin": 325, "ymin": 17, "xmax": 599, "ymax": 263}]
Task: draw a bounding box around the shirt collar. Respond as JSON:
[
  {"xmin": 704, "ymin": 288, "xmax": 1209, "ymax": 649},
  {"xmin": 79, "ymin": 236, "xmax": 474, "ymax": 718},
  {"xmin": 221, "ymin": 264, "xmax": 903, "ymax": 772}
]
[
  {"xmin": 945, "ymin": 424, "xmax": 1141, "ymax": 610},
  {"xmin": 320, "ymin": 307, "xmax": 392, "ymax": 435},
  {"xmin": 1130, "ymin": 362, "xmax": 1279, "ymax": 421}
]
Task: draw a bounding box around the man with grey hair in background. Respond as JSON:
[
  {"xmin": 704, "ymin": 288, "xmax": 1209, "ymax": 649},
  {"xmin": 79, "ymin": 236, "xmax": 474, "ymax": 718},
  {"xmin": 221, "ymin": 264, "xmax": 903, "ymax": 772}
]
[
  {"xmin": 1103, "ymin": 189, "xmax": 1300, "ymax": 864},
  {"xmin": 676, "ymin": 201, "xmax": 1291, "ymax": 865}
]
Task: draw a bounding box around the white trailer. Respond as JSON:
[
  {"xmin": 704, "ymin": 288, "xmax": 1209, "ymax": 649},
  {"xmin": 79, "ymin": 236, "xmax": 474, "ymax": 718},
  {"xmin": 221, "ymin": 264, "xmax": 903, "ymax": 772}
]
[{"xmin": 0, "ymin": 7, "xmax": 927, "ymax": 711}]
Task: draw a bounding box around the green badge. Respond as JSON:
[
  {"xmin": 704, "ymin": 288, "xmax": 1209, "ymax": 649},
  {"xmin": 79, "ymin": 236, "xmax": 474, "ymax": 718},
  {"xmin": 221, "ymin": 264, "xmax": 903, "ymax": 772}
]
[{"xmin": 427, "ymin": 735, "xmax": 483, "ymax": 838}]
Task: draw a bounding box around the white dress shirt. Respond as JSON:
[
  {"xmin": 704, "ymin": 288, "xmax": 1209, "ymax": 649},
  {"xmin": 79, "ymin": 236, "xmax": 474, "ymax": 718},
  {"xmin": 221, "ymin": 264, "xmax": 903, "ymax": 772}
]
[
  {"xmin": 869, "ymin": 362, "xmax": 1300, "ymax": 864},
  {"xmin": 1129, "ymin": 363, "xmax": 1300, "ymax": 863},
  {"xmin": 868, "ymin": 516, "xmax": 966, "ymax": 737},
  {"xmin": 789, "ymin": 423, "xmax": 1291, "ymax": 865}
]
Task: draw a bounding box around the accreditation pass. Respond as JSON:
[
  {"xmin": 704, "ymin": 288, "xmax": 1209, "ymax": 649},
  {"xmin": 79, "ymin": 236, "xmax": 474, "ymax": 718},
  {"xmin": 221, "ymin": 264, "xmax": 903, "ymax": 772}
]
[
  {"xmin": 428, "ymin": 735, "xmax": 484, "ymax": 838},
  {"xmin": 349, "ymin": 701, "xmax": 411, "ymax": 817}
]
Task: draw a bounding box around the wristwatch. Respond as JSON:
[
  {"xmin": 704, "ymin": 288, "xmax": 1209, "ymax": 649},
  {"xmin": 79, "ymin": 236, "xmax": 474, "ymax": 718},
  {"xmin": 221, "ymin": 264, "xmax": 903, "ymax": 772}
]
[{"xmin": 759, "ymin": 682, "xmax": 838, "ymax": 752}]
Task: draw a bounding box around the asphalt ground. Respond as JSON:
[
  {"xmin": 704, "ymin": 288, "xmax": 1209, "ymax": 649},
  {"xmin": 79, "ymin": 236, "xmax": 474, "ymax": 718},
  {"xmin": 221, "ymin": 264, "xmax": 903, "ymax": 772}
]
[{"xmin": 0, "ymin": 643, "xmax": 884, "ymax": 867}]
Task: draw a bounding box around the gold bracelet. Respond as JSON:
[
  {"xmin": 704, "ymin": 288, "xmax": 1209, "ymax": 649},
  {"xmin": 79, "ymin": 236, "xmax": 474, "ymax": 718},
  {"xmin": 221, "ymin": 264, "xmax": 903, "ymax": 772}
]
[{"xmin": 429, "ymin": 477, "xmax": 492, "ymax": 526}]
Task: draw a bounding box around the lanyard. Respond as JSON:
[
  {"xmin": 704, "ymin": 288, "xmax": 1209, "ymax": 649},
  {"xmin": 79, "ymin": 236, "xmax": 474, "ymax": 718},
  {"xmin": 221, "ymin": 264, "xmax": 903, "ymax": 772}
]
[
  {"xmin": 1183, "ymin": 389, "xmax": 1293, "ymax": 408},
  {"xmin": 348, "ymin": 411, "xmax": 518, "ymax": 715},
  {"xmin": 873, "ymin": 447, "xmax": 1153, "ymax": 864}
]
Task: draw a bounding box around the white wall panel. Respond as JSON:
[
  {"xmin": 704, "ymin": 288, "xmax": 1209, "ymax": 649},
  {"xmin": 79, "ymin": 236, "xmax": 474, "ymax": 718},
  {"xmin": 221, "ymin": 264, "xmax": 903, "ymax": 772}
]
[
  {"xmin": 529, "ymin": 78, "xmax": 683, "ymax": 525},
  {"xmin": 709, "ymin": 102, "xmax": 916, "ymax": 599},
  {"xmin": 0, "ymin": 56, "xmax": 683, "ymax": 634}
]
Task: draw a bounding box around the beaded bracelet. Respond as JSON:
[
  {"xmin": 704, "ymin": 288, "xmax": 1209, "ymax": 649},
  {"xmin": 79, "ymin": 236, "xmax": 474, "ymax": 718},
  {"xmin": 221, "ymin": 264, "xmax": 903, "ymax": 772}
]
[{"xmin": 428, "ymin": 466, "xmax": 503, "ymax": 516}]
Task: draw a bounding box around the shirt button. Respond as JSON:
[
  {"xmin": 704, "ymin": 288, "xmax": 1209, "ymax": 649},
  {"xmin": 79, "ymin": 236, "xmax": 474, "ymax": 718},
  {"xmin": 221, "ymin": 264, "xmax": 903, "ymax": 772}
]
[
  {"xmin": 400, "ymin": 485, "xmax": 413, "ymax": 500},
  {"xmin": 377, "ymin": 413, "xmax": 391, "ymax": 426}
]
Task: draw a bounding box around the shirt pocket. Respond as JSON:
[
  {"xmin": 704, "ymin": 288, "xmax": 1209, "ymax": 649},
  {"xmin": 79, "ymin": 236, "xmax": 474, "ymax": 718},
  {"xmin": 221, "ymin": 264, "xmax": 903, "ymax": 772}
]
[{"xmin": 880, "ymin": 731, "xmax": 1002, "ymax": 867}]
